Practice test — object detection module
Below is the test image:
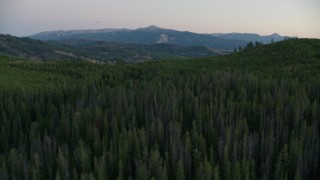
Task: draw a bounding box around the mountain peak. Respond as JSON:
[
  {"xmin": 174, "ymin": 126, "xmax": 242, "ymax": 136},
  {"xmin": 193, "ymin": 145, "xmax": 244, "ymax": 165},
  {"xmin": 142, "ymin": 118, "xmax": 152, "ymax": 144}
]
[
  {"xmin": 139, "ymin": 25, "xmax": 164, "ymax": 31},
  {"xmin": 271, "ymin": 33, "xmax": 281, "ymax": 37}
]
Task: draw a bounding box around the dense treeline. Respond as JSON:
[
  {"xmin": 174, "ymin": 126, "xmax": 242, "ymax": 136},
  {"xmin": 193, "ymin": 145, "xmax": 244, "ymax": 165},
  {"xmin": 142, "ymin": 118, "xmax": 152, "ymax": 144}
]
[
  {"xmin": 49, "ymin": 39, "xmax": 220, "ymax": 62},
  {"xmin": 0, "ymin": 34, "xmax": 219, "ymax": 63},
  {"xmin": 0, "ymin": 39, "xmax": 319, "ymax": 179}
]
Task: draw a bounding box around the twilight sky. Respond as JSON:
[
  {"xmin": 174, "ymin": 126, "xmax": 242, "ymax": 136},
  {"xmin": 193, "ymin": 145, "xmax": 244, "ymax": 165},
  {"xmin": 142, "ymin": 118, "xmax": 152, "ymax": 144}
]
[{"xmin": 0, "ymin": 0, "xmax": 319, "ymax": 38}]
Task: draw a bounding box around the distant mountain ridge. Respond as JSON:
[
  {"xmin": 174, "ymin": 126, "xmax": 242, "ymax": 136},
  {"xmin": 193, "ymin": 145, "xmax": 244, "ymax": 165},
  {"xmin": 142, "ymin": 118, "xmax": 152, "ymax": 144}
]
[
  {"xmin": 30, "ymin": 26, "xmax": 293, "ymax": 50},
  {"xmin": 210, "ymin": 32, "xmax": 292, "ymax": 44},
  {"xmin": 31, "ymin": 28, "xmax": 131, "ymax": 40},
  {"xmin": 30, "ymin": 26, "xmax": 247, "ymax": 50}
]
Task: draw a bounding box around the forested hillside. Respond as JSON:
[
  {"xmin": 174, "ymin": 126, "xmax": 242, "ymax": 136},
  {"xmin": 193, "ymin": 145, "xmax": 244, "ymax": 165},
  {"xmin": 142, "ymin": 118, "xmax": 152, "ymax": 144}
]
[
  {"xmin": 0, "ymin": 39, "xmax": 319, "ymax": 179},
  {"xmin": 0, "ymin": 34, "xmax": 71, "ymax": 61},
  {"xmin": 0, "ymin": 34, "xmax": 220, "ymax": 62},
  {"xmin": 48, "ymin": 39, "xmax": 221, "ymax": 62}
]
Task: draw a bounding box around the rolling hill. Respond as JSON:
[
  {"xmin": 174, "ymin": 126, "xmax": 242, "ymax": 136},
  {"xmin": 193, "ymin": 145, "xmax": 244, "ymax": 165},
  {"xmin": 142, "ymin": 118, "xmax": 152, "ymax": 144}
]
[
  {"xmin": 0, "ymin": 34, "xmax": 223, "ymax": 62},
  {"xmin": 0, "ymin": 34, "xmax": 72, "ymax": 61}
]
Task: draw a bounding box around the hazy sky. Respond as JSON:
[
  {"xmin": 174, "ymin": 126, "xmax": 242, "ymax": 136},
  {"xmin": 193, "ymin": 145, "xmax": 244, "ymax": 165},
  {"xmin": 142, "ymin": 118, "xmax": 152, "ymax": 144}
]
[{"xmin": 0, "ymin": 0, "xmax": 319, "ymax": 38}]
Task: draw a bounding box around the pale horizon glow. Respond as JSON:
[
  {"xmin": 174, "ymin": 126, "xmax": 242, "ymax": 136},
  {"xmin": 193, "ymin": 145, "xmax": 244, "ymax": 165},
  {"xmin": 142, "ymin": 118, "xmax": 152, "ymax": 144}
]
[{"xmin": 0, "ymin": 0, "xmax": 319, "ymax": 38}]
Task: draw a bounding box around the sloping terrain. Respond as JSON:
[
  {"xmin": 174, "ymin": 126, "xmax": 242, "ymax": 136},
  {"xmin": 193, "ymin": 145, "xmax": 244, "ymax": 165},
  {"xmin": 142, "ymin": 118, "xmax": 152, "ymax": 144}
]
[
  {"xmin": 0, "ymin": 34, "xmax": 222, "ymax": 62},
  {"xmin": 0, "ymin": 39, "xmax": 319, "ymax": 179},
  {"xmin": 0, "ymin": 34, "xmax": 71, "ymax": 61},
  {"xmin": 49, "ymin": 38, "xmax": 223, "ymax": 62}
]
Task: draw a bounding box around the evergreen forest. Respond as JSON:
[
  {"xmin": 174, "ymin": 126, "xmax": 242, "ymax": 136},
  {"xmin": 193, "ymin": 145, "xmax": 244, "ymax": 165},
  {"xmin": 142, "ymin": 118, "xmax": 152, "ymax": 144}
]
[{"xmin": 0, "ymin": 39, "xmax": 319, "ymax": 179}]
